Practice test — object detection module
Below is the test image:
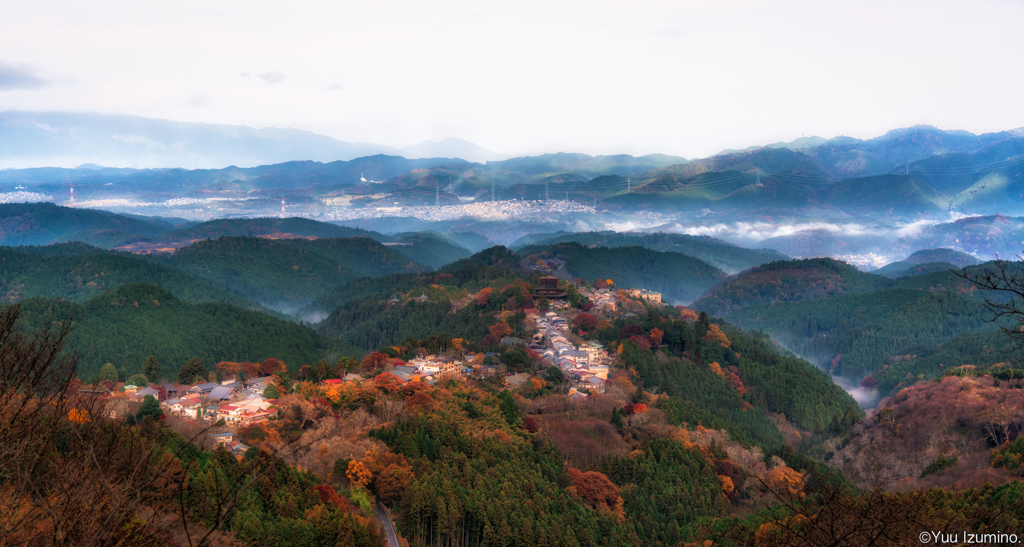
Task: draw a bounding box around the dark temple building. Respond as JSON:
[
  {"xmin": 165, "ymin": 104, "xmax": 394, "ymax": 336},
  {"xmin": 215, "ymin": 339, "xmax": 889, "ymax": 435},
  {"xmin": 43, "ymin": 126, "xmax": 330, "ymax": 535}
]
[{"xmin": 533, "ymin": 276, "xmax": 566, "ymax": 299}]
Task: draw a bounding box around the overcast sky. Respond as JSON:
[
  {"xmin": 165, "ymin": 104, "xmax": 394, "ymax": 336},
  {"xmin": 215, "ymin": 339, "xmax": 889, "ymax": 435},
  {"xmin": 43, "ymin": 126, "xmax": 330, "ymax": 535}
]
[{"xmin": 2, "ymin": 0, "xmax": 1023, "ymax": 159}]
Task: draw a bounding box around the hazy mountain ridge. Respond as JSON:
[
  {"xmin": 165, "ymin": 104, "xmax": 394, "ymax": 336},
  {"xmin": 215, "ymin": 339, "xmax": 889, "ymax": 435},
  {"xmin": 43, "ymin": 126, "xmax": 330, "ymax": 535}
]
[{"xmin": 0, "ymin": 111, "xmax": 509, "ymax": 169}]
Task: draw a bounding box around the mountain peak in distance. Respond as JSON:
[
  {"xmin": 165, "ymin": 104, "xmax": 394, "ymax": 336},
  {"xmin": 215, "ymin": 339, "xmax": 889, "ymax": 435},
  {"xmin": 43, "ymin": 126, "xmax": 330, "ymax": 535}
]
[{"xmin": 399, "ymin": 137, "xmax": 508, "ymax": 163}]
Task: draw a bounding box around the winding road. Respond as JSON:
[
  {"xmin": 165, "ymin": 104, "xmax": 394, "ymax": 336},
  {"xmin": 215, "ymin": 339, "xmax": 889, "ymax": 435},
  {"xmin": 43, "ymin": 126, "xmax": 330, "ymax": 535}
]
[{"xmin": 375, "ymin": 501, "xmax": 400, "ymax": 547}]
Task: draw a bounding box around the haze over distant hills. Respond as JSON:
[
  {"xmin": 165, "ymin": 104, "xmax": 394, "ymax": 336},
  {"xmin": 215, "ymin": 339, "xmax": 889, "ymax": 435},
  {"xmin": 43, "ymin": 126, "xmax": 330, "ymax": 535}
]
[{"xmin": 0, "ymin": 111, "xmax": 508, "ymax": 168}]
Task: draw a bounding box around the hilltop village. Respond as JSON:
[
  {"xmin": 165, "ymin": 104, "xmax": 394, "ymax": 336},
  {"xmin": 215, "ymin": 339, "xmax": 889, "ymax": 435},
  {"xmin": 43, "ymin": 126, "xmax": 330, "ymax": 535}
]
[{"xmin": 91, "ymin": 276, "xmax": 665, "ymax": 453}]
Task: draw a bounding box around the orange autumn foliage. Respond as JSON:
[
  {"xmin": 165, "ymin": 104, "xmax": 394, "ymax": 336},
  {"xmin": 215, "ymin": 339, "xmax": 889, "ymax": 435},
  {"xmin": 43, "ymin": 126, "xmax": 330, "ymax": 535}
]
[
  {"xmin": 346, "ymin": 460, "xmax": 372, "ymax": 488},
  {"xmin": 568, "ymin": 468, "xmax": 625, "ymax": 521},
  {"xmin": 215, "ymin": 361, "xmax": 240, "ymax": 380},
  {"xmin": 705, "ymin": 324, "xmax": 730, "ymax": 347},
  {"xmin": 677, "ymin": 307, "xmax": 700, "ymax": 323},
  {"xmin": 708, "ymin": 361, "xmax": 725, "ymax": 378},
  {"xmin": 649, "ymin": 328, "xmax": 664, "ymax": 345},
  {"xmin": 632, "ymin": 403, "xmax": 648, "ymax": 414},
  {"xmin": 530, "ymin": 378, "xmax": 545, "ymax": 391},
  {"xmin": 718, "ymin": 474, "xmax": 735, "ymax": 496},
  {"xmin": 727, "ymin": 370, "xmax": 747, "ymax": 396},
  {"xmin": 768, "ymin": 466, "xmax": 804, "ymax": 497},
  {"xmin": 406, "ymin": 392, "xmax": 435, "ymax": 413},
  {"xmin": 68, "ymin": 408, "xmax": 90, "ymax": 424},
  {"xmin": 488, "ymin": 322, "xmax": 512, "ymax": 337}
]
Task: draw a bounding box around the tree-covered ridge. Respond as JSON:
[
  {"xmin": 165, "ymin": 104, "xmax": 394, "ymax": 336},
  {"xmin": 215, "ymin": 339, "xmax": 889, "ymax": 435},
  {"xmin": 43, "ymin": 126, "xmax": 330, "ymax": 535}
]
[
  {"xmin": 367, "ymin": 380, "xmax": 732, "ymax": 547},
  {"xmin": 317, "ymin": 267, "xmax": 545, "ymax": 349},
  {"xmin": 154, "ymin": 216, "xmax": 384, "ymax": 242},
  {"xmin": 600, "ymin": 312, "xmax": 858, "ymax": 446},
  {"xmin": 303, "ymin": 253, "xmax": 526, "ymax": 319},
  {"xmin": 510, "ymin": 231, "xmax": 788, "ymax": 274},
  {"xmin": 872, "ymin": 330, "xmax": 1016, "ymax": 396},
  {"xmin": 692, "ymin": 258, "xmax": 889, "ymax": 317},
  {"xmin": 517, "ymin": 242, "xmax": 727, "ymax": 304},
  {"xmin": 902, "ymin": 248, "xmax": 981, "ymax": 268},
  {"xmin": 380, "ymin": 232, "xmax": 473, "ymax": 269},
  {"xmin": 10, "ymin": 283, "xmax": 348, "ymax": 381},
  {"xmin": 0, "ymin": 245, "xmax": 266, "ymax": 311},
  {"xmin": 144, "ymin": 236, "xmax": 425, "ymax": 312},
  {"xmin": 874, "ymin": 261, "xmax": 963, "ymax": 278},
  {"xmin": 0, "ymin": 202, "xmax": 172, "ymax": 246},
  {"xmin": 727, "ymin": 288, "xmax": 1010, "ymax": 380}
]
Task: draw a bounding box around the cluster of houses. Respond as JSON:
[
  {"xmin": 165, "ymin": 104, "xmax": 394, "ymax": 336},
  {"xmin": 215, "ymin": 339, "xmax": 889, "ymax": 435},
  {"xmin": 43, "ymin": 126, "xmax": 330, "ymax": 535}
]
[
  {"xmin": 626, "ymin": 288, "xmax": 663, "ymax": 305},
  {"xmin": 581, "ymin": 287, "xmax": 619, "ymax": 312},
  {"xmin": 534, "ymin": 311, "xmax": 610, "ymax": 394},
  {"xmin": 126, "ymin": 376, "xmax": 279, "ymax": 425},
  {"xmin": 209, "ymin": 432, "xmax": 251, "ymax": 457}
]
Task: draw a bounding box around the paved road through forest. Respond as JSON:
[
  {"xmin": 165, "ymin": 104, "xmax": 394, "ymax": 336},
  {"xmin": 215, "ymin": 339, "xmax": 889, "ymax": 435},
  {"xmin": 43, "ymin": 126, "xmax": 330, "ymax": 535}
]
[{"xmin": 375, "ymin": 500, "xmax": 400, "ymax": 547}]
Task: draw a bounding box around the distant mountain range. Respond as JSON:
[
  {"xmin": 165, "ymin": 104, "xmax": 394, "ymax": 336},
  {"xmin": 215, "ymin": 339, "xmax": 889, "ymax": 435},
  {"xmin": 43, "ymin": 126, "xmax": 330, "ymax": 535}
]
[{"xmin": 0, "ymin": 111, "xmax": 507, "ymax": 168}]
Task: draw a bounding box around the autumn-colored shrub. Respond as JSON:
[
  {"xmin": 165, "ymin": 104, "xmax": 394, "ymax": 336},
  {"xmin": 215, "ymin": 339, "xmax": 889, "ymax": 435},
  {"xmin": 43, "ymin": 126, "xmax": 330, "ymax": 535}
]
[
  {"xmin": 347, "ymin": 460, "xmax": 372, "ymax": 488},
  {"xmin": 475, "ymin": 287, "xmax": 492, "ymax": 306},
  {"xmin": 488, "ymin": 322, "xmax": 512, "ymax": 338},
  {"xmin": 568, "ymin": 468, "xmax": 625, "ymax": 521},
  {"xmin": 260, "ymin": 357, "xmax": 287, "ymax": 376},
  {"xmin": 649, "ymin": 328, "xmax": 664, "ymax": 345},
  {"xmin": 574, "ymin": 313, "xmax": 598, "ymax": 331},
  {"xmin": 360, "ymin": 352, "xmax": 391, "ymax": 372},
  {"xmin": 767, "ymin": 465, "xmax": 804, "ymax": 497},
  {"xmin": 705, "ymin": 324, "xmax": 730, "ymax": 348}
]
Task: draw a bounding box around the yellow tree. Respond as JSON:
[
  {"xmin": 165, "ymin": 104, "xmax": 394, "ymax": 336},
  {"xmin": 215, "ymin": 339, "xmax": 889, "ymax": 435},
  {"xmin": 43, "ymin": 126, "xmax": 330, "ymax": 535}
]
[{"xmin": 346, "ymin": 460, "xmax": 372, "ymax": 489}]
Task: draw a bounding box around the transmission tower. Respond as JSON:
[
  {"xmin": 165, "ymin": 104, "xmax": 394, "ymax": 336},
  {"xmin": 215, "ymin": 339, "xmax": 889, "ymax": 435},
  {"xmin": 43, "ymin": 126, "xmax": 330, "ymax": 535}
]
[{"xmin": 435, "ymin": 184, "xmax": 439, "ymax": 207}]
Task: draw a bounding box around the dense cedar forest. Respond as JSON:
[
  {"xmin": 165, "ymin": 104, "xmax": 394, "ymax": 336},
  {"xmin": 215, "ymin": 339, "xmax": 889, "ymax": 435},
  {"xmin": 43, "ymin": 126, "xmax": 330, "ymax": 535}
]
[
  {"xmin": 12, "ymin": 283, "xmax": 349, "ymax": 382},
  {"xmin": 727, "ymin": 288, "xmax": 1009, "ymax": 379},
  {"xmin": 0, "ymin": 202, "xmax": 173, "ymax": 246},
  {"xmin": 144, "ymin": 236, "xmax": 425, "ymax": 311},
  {"xmin": 0, "ymin": 244, "xmax": 267, "ymax": 311}
]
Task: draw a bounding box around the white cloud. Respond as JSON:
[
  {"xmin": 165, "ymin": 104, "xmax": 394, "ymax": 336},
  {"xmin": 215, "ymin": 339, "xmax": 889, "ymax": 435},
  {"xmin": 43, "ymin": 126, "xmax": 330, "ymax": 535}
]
[
  {"xmin": 0, "ymin": 60, "xmax": 49, "ymax": 90},
  {"xmin": 1, "ymin": 0, "xmax": 1023, "ymax": 156},
  {"xmin": 257, "ymin": 71, "xmax": 285, "ymax": 84}
]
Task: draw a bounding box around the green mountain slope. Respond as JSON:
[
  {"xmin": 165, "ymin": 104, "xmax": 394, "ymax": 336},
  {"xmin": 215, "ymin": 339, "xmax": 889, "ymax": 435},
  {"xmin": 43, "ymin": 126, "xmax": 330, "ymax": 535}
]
[
  {"xmin": 692, "ymin": 258, "xmax": 889, "ymax": 317},
  {"xmin": 726, "ymin": 288, "xmax": 1007, "ymax": 379},
  {"xmin": 512, "ymin": 231, "xmax": 788, "ymax": 274},
  {"xmin": 902, "ymin": 248, "xmax": 980, "ymax": 267},
  {"xmin": 823, "ymin": 174, "xmax": 949, "ymax": 215},
  {"xmin": 518, "ymin": 242, "xmax": 727, "ymax": 304},
  {"xmin": 384, "ymin": 232, "xmax": 473, "ymax": 269},
  {"xmin": 0, "ymin": 245, "xmax": 267, "ymax": 311},
  {"xmin": 10, "ymin": 283, "xmax": 348, "ymax": 381},
  {"xmin": 145, "ymin": 236, "xmax": 424, "ymax": 313},
  {"xmin": 873, "ymin": 261, "xmax": 960, "ymax": 278},
  {"xmin": 155, "ymin": 217, "xmax": 385, "ymax": 242},
  {"xmin": 0, "ymin": 203, "xmax": 171, "ymax": 246}
]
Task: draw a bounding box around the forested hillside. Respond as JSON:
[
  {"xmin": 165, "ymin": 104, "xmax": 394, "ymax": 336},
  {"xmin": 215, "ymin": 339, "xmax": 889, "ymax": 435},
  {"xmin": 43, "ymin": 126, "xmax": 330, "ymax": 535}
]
[
  {"xmin": 154, "ymin": 216, "xmax": 384, "ymax": 242},
  {"xmin": 11, "ymin": 283, "xmax": 348, "ymax": 381},
  {"xmin": 511, "ymin": 231, "xmax": 788, "ymax": 274},
  {"xmin": 0, "ymin": 202, "xmax": 172, "ymax": 246},
  {"xmin": 145, "ymin": 236, "xmax": 425, "ymax": 312},
  {"xmin": 518, "ymin": 242, "xmax": 727, "ymax": 304},
  {"xmin": 692, "ymin": 258, "xmax": 888, "ymax": 316},
  {"xmin": 0, "ymin": 244, "xmax": 266, "ymax": 311},
  {"xmin": 727, "ymin": 288, "xmax": 1009, "ymax": 380}
]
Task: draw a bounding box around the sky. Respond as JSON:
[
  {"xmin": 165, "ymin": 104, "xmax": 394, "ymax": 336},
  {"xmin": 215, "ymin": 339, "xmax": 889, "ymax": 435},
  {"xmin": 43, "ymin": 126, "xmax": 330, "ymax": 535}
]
[{"xmin": 2, "ymin": 0, "xmax": 1023, "ymax": 159}]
